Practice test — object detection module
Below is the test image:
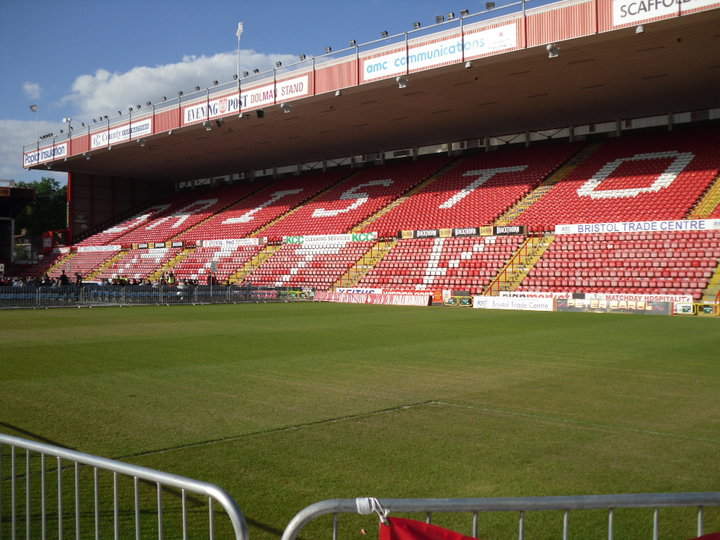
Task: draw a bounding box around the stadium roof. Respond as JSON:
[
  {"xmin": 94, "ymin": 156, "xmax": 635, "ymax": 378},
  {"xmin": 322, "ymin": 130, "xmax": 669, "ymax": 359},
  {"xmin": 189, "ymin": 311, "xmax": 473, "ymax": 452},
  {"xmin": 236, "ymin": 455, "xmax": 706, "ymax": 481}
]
[{"xmin": 31, "ymin": 8, "xmax": 720, "ymax": 182}]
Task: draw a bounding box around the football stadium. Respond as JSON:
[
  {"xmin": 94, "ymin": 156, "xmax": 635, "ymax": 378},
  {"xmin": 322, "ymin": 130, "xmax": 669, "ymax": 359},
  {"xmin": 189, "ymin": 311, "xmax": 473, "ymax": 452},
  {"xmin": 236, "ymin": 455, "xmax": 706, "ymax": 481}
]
[{"xmin": 2, "ymin": 0, "xmax": 720, "ymax": 539}]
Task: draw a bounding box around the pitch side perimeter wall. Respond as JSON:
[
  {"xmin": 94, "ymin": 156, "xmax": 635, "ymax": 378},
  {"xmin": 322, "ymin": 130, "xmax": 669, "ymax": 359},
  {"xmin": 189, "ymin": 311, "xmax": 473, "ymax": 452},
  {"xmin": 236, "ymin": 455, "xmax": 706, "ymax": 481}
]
[
  {"xmin": 69, "ymin": 173, "xmax": 174, "ymax": 241},
  {"xmin": 22, "ymin": 0, "xmax": 720, "ymax": 169}
]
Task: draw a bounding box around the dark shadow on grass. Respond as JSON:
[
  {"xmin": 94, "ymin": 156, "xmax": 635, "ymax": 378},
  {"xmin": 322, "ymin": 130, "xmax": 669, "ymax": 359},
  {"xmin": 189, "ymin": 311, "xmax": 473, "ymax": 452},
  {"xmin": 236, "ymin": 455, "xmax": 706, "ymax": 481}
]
[{"xmin": 0, "ymin": 421, "xmax": 77, "ymax": 449}]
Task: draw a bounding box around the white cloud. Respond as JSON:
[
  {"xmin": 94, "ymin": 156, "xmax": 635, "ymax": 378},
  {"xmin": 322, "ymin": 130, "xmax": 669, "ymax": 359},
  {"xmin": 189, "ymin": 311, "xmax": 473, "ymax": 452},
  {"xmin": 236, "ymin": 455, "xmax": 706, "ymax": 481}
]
[
  {"xmin": 22, "ymin": 82, "xmax": 41, "ymax": 100},
  {"xmin": 0, "ymin": 120, "xmax": 66, "ymax": 182},
  {"xmin": 62, "ymin": 50, "xmax": 299, "ymax": 119}
]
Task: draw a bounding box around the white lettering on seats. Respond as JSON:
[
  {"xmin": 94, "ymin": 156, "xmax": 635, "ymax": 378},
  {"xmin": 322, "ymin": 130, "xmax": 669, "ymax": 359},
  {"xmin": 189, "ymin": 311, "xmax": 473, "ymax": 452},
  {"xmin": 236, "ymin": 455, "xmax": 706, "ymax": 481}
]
[
  {"xmin": 311, "ymin": 179, "xmax": 393, "ymax": 218},
  {"xmin": 577, "ymin": 151, "xmax": 695, "ymax": 199},
  {"xmin": 105, "ymin": 204, "xmax": 170, "ymax": 233},
  {"xmin": 439, "ymin": 166, "xmax": 528, "ymax": 209},
  {"xmin": 222, "ymin": 189, "xmax": 304, "ymax": 224},
  {"xmin": 146, "ymin": 199, "xmax": 218, "ymax": 230}
]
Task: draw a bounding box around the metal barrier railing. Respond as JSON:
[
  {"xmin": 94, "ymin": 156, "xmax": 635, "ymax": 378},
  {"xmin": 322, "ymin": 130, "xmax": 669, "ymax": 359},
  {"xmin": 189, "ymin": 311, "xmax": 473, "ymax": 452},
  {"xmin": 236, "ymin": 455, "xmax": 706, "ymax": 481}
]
[
  {"xmin": 0, "ymin": 285, "xmax": 314, "ymax": 309},
  {"xmin": 282, "ymin": 495, "xmax": 720, "ymax": 540},
  {"xmin": 0, "ymin": 433, "xmax": 248, "ymax": 540}
]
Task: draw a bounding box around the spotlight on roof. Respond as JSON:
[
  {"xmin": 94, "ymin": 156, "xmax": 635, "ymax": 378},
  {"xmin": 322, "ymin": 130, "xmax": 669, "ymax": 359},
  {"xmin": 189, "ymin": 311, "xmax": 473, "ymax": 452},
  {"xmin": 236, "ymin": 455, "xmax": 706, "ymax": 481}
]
[
  {"xmin": 81, "ymin": 121, "xmax": 86, "ymax": 127},
  {"xmin": 380, "ymin": 30, "xmax": 389, "ymax": 38},
  {"xmin": 92, "ymin": 118, "xmax": 97, "ymax": 123},
  {"xmin": 435, "ymin": 15, "xmax": 445, "ymax": 24},
  {"xmin": 460, "ymin": 9, "xmax": 470, "ymax": 16},
  {"xmin": 486, "ymin": 1, "xmax": 496, "ymax": 9},
  {"xmin": 275, "ymin": 61, "xmax": 282, "ymax": 68},
  {"xmin": 349, "ymin": 39, "xmax": 357, "ymax": 46},
  {"xmin": 396, "ymin": 75, "xmax": 409, "ymax": 89},
  {"xmin": 62, "ymin": 117, "xmax": 72, "ymax": 123},
  {"xmin": 299, "ymin": 54, "xmax": 307, "ymax": 61},
  {"xmin": 464, "ymin": 61, "xmax": 472, "ymax": 69},
  {"xmin": 117, "ymin": 110, "xmax": 122, "ymax": 115},
  {"xmin": 335, "ymin": 89, "xmax": 342, "ymax": 97},
  {"xmin": 233, "ymin": 74, "xmax": 239, "ymax": 80},
  {"xmin": 162, "ymin": 96, "xmax": 167, "ymax": 101},
  {"xmin": 253, "ymin": 68, "xmax": 260, "ymax": 74},
  {"xmin": 128, "ymin": 106, "xmax": 134, "ymax": 112},
  {"xmin": 635, "ymin": 24, "xmax": 645, "ymax": 33},
  {"xmin": 546, "ymin": 43, "xmax": 560, "ymax": 58},
  {"xmin": 178, "ymin": 91, "xmax": 183, "ymax": 96},
  {"xmin": 146, "ymin": 101, "xmax": 152, "ymax": 106},
  {"xmin": 325, "ymin": 46, "xmax": 333, "ymax": 53},
  {"xmin": 203, "ymin": 120, "xmax": 213, "ymax": 131},
  {"xmin": 194, "ymin": 86, "xmax": 201, "ymax": 91},
  {"xmin": 447, "ymin": 11, "xmax": 456, "ymax": 19},
  {"xmin": 243, "ymin": 71, "xmax": 250, "ymax": 77},
  {"xmin": 412, "ymin": 21, "xmax": 422, "ymax": 29},
  {"xmin": 213, "ymin": 80, "xmax": 219, "ymax": 85},
  {"xmin": 280, "ymin": 103, "xmax": 292, "ymax": 114}
]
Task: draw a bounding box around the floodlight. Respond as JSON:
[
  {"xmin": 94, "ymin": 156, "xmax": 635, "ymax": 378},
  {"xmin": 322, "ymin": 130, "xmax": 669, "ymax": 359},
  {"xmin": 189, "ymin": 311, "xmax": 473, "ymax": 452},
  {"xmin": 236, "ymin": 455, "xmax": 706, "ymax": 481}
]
[
  {"xmin": 435, "ymin": 15, "xmax": 445, "ymax": 24},
  {"xmin": 412, "ymin": 21, "xmax": 422, "ymax": 29},
  {"xmin": 280, "ymin": 103, "xmax": 292, "ymax": 114},
  {"xmin": 635, "ymin": 24, "xmax": 644, "ymax": 33},
  {"xmin": 546, "ymin": 43, "xmax": 560, "ymax": 58},
  {"xmin": 325, "ymin": 46, "xmax": 333, "ymax": 53},
  {"xmin": 380, "ymin": 31, "xmax": 389, "ymax": 38},
  {"xmin": 203, "ymin": 120, "xmax": 213, "ymax": 131},
  {"xmin": 396, "ymin": 75, "xmax": 409, "ymax": 89},
  {"xmin": 349, "ymin": 39, "xmax": 357, "ymax": 46},
  {"xmin": 460, "ymin": 9, "xmax": 470, "ymax": 16},
  {"xmin": 299, "ymin": 54, "xmax": 307, "ymax": 61},
  {"xmin": 275, "ymin": 61, "xmax": 282, "ymax": 68},
  {"xmin": 486, "ymin": 1, "xmax": 496, "ymax": 9}
]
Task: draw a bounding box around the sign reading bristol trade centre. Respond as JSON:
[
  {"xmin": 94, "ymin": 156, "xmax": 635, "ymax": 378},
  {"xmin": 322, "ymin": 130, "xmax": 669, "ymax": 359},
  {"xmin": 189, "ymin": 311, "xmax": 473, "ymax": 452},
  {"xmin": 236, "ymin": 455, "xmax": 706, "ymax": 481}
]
[
  {"xmin": 183, "ymin": 75, "xmax": 309, "ymax": 125},
  {"xmin": 613, "ymin": 0, "xmax": 717, "ymax": 25}
]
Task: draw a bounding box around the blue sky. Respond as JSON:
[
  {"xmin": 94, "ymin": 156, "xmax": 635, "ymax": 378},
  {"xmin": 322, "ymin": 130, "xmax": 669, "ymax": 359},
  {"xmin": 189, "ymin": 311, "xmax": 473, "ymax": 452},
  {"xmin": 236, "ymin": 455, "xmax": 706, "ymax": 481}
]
[{"xmin": 0, "ymin": 0, "xmax": 488, "ymax": 184}]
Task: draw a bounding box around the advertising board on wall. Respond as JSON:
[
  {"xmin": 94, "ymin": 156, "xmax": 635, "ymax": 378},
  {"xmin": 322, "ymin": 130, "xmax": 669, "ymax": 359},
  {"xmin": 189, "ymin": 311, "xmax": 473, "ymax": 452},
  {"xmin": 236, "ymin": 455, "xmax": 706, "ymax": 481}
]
[
  {"xmin": 283, "ymin": 232, "xmax": 377, "ymax": 245},
  {"xmin": 473, "ymin": 295, "xmax": 555, "ymax": 311},
  {"xmin": 361, "ymin": 23, "xmax": 517, "ymax": 82},
  {"xmin": 611, "ymin": 0, "xmax": 717, "ymax": 25},
  {"xmin": 90, "ymin": 119, "xmax": 153, "ymax": 149},
  {"xmin": 183, "ymin": 75, "xmax": 310, "ymax": 125},
  {"xmin": 23, "ymin": 143, "xmax": 68, "ymax": 167},
  {"xmin": 555, "ymin": 219, "xmax": 720, "ymax": 235}
]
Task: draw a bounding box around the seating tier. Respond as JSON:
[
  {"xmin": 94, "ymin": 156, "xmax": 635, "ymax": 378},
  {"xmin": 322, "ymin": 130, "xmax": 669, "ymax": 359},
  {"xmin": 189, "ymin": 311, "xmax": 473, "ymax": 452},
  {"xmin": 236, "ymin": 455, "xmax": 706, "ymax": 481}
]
[{"xmin": 357, "ymin": 236, "xmax": 523, "ymax": 294}]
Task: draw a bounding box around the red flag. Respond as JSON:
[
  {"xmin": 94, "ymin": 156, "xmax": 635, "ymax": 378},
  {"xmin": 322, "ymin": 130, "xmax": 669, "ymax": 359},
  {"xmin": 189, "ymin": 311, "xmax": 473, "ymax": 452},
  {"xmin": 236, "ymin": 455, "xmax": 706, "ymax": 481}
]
[{"xmin": 380, "ymin": 517, "xmax": 476, "ymax": 540}]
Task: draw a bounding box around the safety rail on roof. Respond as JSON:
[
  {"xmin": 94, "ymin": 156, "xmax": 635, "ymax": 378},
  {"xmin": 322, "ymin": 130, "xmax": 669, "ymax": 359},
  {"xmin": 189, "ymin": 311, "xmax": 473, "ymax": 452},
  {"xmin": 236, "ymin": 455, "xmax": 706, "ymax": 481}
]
[
  {"xmin": 0, "ymin": 433, "xmax": 249, "ymax": 540},
  {"xmin": 282, "ymin": 494, "xmax": 720, "ymax": 540}
]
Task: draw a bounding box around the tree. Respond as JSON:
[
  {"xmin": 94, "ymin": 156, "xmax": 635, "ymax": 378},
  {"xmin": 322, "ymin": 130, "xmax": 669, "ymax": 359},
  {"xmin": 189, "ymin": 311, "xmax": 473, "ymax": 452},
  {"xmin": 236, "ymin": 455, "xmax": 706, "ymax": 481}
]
[{"xmin": 15, "ymin": 177, "xmax": 67, "ymax": 238}]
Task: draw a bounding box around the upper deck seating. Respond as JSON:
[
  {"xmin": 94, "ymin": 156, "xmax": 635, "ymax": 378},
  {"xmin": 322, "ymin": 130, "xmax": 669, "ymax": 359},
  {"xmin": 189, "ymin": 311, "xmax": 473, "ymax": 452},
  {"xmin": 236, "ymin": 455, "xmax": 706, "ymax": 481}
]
[
  {"xmin": 113, "ymin": 183, "xmax": 259, "ymax": 244},
  {"xmin": 365, "ymin": 143, "xmax": 580, "ymax": 236},
  {"xmin": 514, "ymin": 128, "xmax": 720, "ymax": 231},
  {"xmin": 357, "ymin": 236, "xmax": 523, "ymax": 294},
  {"xmin": 519, "ymin": 229, "xmax": 720, "ymax": 299},
  {"xmin": 260, "ymin": 157, "xmax": 449, "ymax": 238},
  {"xmin": 77, "ymin": 204, "xmax": 171, "ymax": 246},
  {"xmin": 179, "ymin": 170, "xmax": 350, "ymax": 242}
]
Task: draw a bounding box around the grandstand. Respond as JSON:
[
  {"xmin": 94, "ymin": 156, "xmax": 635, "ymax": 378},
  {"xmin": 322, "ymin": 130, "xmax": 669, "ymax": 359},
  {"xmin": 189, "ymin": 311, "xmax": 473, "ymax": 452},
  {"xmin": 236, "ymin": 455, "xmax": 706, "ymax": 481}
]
[
  {"xmin": 14, "ymin": 0, "xmax": 720, "ymax": 311},
  {"xmin": 6, "ymin": 2, "xmax": 720, "ymax": 539}
]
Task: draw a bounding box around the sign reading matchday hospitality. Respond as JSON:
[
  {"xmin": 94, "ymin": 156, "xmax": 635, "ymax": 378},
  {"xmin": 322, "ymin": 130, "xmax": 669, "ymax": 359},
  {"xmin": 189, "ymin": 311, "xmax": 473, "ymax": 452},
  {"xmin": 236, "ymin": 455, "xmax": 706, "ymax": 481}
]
[
  {"xmin": 23, "ymin": 143, "xmax": 68, "ymax": 167},
  {"xmin": 91, "ymin": 118, "xmax": 152, "ymax": 149},
  {"xmin": 183, "ymin": 75, "xmax": 309, "ymax": 124},
  {"xmin": 555, "ymin": 219, "xmax": 720, "ymax": 235},
  {"xmin": 362, "ymin": 23, "xmax": 517, "ymax": 82}
]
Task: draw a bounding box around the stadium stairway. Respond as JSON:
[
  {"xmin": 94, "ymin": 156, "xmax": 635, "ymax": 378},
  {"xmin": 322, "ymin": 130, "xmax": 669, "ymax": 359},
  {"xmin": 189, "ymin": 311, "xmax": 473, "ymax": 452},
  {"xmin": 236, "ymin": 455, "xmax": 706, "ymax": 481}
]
[
  {"xmin": 85, "ymin": 250, "xmax": 129, "ymax": 281},
  {"xmin": 701, "ymin": 263, "xmax": 720, "ymax": 304},
  {"xmin": 688, "ymin": 173, "xmax": 720, "ymax": 218},
  {"xmin": 229, "ymin": 244, "xmax": 282, "ymax": 284},
  {"xmin": 352, "ymin": 158, "xmax": 463, "ymax": 233},
  {"xmin": 45, "ymin": 251, "xmax": 76, "ymax": 276},
  {"xmin": 251, "ymin": 172, "xmax": 359, "ymax": 238},
  {"xmin": 148, "ymin": 247, "xmax": 196, "ymax": 282},
  {"xmin": 495, "ymin": 143, "xmax": 602, "ymax": 226},
  {"xmin": 484, "ymin": 235, "xmax": 555, "ymax": 295},
  {"xmin": 333, "ymin": 239, "xmax": 397, "ymax": 288}
]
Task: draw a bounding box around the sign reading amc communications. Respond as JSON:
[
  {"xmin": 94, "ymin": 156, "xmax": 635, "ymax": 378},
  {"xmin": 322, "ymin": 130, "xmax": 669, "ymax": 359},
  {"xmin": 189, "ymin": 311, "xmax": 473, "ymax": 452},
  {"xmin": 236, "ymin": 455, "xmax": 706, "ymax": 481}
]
[
  {"xmin": 91, "ymin": 118, "xmax": 153, "ymax": 149},
  {"xmin": 183, "ymin": 75, "xmax": 309, "ymax": 124},
  {"xmin": 362, "ymin": 23, "xmax": 517, "ymax": 82},
  {"xmin": 612, "ymin": 0, "xmax": 716, "ymax": 25}
]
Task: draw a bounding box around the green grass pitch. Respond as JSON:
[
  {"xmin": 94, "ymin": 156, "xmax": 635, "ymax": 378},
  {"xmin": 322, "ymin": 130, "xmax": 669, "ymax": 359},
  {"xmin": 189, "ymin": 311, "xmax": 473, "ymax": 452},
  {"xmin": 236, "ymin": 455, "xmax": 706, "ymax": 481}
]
[{"xmin": 1, "ymin": 303, "xmax": 719, "ymax": 539}]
